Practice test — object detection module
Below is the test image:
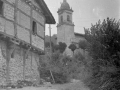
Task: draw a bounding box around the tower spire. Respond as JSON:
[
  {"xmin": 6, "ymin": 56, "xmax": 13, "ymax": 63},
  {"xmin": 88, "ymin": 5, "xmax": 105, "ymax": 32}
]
[{"xmin": 63, "ymin": 0, "xmax": 66, "ymax": 2}]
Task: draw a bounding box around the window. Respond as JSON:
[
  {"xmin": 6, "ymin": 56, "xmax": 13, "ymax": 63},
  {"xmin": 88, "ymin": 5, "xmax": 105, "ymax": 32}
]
[
  {"xmin": 67, "ymin": 15, "xmax": 70, "ymax": 21},
  {"xmin": 32, "ymin": 21, "xmax": 37, "ymax": 35},
  {"xmin": 61, "ymin": 16, "xmax": 63, "ymax": 22},
  {"xmin": 0, "ymin": 0, "xmax": 3, "ymax": 15}
]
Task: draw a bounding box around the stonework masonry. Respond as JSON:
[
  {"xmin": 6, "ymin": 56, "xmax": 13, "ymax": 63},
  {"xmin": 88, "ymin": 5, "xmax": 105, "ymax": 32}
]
[{"xmin": 0, "ymin": 40, "xmax": 40, "ymax": 85}]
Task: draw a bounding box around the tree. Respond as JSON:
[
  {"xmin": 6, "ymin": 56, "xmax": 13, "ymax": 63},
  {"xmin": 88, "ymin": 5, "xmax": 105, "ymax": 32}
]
[
  {"xmin": 58, "ymin": 42, "xmax": 67, "ymax": 53},
  {"xmin": 79, "ymin": 40, "xmax": 88, "ymax": 56},
  {"xmin": 45, "ymin": 42, "xmax": 67, "ymax": 53},
  {"xmin": 84, "ymin": 18, "xmax": 120, "ymax": 90},
  {"xmin": 68, "ymin": 43, "xmax": 77, "ymax": 55}
]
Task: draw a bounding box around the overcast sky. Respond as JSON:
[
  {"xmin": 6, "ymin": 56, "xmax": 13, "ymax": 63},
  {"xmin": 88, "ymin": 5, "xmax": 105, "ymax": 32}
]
[{"xmin": 44, "ymin": 0, "xmax": 120, "ymax": 35}]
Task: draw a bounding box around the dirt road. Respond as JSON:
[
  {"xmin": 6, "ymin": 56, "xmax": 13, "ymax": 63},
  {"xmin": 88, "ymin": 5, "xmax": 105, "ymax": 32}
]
[{"xmin": 3, "ymin": 80, "xmax": 89, "ymax": 90}]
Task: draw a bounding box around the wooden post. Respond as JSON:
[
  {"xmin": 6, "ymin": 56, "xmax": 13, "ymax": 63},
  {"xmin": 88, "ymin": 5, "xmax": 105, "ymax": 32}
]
[
  {"xmin": 49, "ymin": 24, "xmax": 55, "ymax": 84},
  {"xmin": 23, "ymin": 51, "xmax": 26, "ymax": 81}
]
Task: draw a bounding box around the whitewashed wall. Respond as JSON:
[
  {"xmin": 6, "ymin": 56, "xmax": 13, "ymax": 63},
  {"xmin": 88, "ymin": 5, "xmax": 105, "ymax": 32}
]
[
  {"xmin": 4, "ymin": 3, "xmax": 14, "ymax": 21},
  {"xmin": 18, "ymin": 0, "xmax": 31, "ymax": 16},
  {"xmin": 6, "ymin": 0, "xmax": 15, "ymax": 4},
  {"xmin": 32, "ymin": 35, "xmax": 44, "ymax": 51},
  {"xmin": 37, "ymin": 23, "xmax": 44, "ymax": 38},
  {"xmin": 17, "ymin": 11, "xmax": 30, "ymax": 29},
  {"xmin": 0, "ymin": 17, "xmax": 5, "ymax": 32},
  {"xmin": 32, "ymin": 10, "xmax": 45, "ymax": 25},
  {"xmin": 0, "ymin": 17, "xmax": 15, "ymax": 36},
  {"xmin": 17, "ymin": 25, "xmax": 30, "ymax": 43},
  {"xmin": 5, "ymin": 20, "xmax": 14, "ymax": 36},
  {"xmin": 29, "ymin": 0, "xmax": 42, "ymax": 10}
]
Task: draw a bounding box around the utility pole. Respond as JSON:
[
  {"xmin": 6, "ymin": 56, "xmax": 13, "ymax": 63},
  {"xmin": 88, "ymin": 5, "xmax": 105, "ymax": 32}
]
[
  {"xmin": 49, "ymin": 24, "xmax": 55, "ymax": 84},
  {"xmin": 49, "ymin": 24, "xmax": 52, "ymax": 57}
]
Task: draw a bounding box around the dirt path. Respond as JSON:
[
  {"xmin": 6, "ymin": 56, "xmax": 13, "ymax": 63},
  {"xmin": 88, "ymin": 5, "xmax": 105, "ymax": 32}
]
[
  {"xmin": 50, "ymin": 81, "xmax": 90, "ymax": 90},
  {"xmin": 4, "ymin": 80, "xmax": 89, "ymax": 90}
]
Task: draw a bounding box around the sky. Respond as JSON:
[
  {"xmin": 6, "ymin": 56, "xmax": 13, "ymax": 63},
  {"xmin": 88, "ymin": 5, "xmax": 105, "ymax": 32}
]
[{"xmin": 44, "ymin": 0, "xmax": 120, "ymax": 36}]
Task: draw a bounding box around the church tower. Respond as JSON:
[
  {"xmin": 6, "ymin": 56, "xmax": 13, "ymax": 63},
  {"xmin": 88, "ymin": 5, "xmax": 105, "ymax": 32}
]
[{"xmin": 57, "ymin": 0, "xmax": 75, "ymax": 56}]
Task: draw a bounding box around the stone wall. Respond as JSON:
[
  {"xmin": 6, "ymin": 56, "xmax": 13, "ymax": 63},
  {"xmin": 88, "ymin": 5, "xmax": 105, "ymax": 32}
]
[
  {"xmin": 0, "ymin": 40, "xmax": 40, "ymax": 85},
  {"xmin": 0, "ymin": 41, "xmax": 7, "ymax": 85}
]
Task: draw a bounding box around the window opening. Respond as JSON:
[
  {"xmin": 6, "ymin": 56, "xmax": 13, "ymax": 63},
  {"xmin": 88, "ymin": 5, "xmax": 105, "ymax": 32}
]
[
  {"xmin": 32, "ymin": 21, "xmax": 37, "ymax": 35},
  {"xmin": 67, "ymin": 15, "xmax": 70, "ymax": 21},
  {"xmin": 61, "ymin": 16, "xmax": 63, "ymax": 22}
]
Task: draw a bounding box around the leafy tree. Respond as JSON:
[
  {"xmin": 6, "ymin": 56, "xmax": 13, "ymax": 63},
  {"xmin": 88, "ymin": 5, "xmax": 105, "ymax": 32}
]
[
  {"xmin": 68, "ymin": 43, "xmax": 77, "ymax": 55},
  {"xmin": 79, "ymin": 40, "xmax": 88, "ymax": 56},
  {"xmin": 45, "ymin": 42, "xmax": 67, "ymax": 53},
  {"xmin": 58, "ymin": 42, "xmax": 67, "ymax": 53},
  {"xmin": 84, "ymin": 18, "xmax": 120, "ymax": 90}
]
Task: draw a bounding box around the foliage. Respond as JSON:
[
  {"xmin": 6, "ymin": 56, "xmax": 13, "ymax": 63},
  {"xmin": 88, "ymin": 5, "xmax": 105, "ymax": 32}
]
[
  {"xmin": 53, "ymin": 44, "xmax": 59, "ymax": 52},
  {"xmin": 68, "ymin": 43, "xmax": 77, "ymax": 54},
  {"xmin": 16, "ymin": 80, "xmax": 33, "ymax": 87},
  {"xmin": 79, "ymin": 40, "xmax": 88, "ymax": 50},
  {"xmin": 72, "ymin": 52, "xmax": 92, "ymax": 80},
  {"xmin": 1, "ymin": 80, "xmax": 39, "ymax": 89},
  {"xmin": 84, "ymin": 18, "xmax": 120, "ymax": 90},
  {"xmin": 45, "ymin": 41, "xmax": 55, "ymax": 52},
  {"xmin": 45, "ymin": 42, "xmax": 54, "ymax": 48},
  {"xmin": 39, "ymin": 52, "xmax": 70, "ymax": 84},
  {"xmin": 43, "ymin": 40, "xmax": 92, "ymax": 84},
  {"xmin": 58, "ymin": 42, "xmax": 67, "ymax": 53},
  {"xmin": 45, "ymin": 41, "xmax": 67, "ymax": 53}
]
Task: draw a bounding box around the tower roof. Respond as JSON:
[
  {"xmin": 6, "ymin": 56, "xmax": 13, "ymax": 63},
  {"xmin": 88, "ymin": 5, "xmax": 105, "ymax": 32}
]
[
  {"xmin": 61, "ymin": 0, "xmax": 70, "ymax": 10},
  {"xmin": 58, "ymin": 0, "xmax": 73, "ymax": 13}
]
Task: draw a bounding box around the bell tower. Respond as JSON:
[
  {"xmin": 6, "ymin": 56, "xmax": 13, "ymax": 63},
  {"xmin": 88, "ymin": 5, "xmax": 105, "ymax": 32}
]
[{"xmin": 57, "ymin": 0, "xmax": 75, "ymax": 56}]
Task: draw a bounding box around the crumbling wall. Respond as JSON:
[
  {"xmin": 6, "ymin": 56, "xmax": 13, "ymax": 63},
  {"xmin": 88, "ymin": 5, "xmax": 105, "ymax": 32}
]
[
  {"xmin": 0, "ymin": 41, "xmax": 40, "ymax": 85},
  {"xmin": 0, "ymin": 41, "xmax": 7, "ymax": 86}
]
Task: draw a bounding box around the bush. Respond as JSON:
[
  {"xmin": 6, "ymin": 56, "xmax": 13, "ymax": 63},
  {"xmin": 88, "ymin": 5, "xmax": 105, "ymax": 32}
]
[
  {"xmin": 52, "ymin": 72, "xmax": 69, "ymax": 84},
  {"xmin": 16, "ymin": 80, "xmax": 33, "ymax": 88},
  {"xmin": 40, "ymin": 50, "xmax": 91, "ymax": 84},
  {"xmin": 40, "ymin": 68, "xmax": 69, "ymax": 84},
  {"xmin": 84, "ymin": 18, "xmax": 120, "ymax": 90}
]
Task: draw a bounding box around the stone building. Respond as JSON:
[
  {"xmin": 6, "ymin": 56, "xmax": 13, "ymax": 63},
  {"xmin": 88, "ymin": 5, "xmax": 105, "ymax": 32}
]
[
  {"xmin": 0, "ymin": 0, "xmax": 55, "ymax": 85},
  {"xmin": 72, "ymin": 33, "xmax": 85, "ymax": 48},
  {"xmin": 57, "ymin": 0, "xmax": 85, "ymax": 56},
  {"xmin": 57, "ymin": 0, "xmax": 74, "ymax": 56}
]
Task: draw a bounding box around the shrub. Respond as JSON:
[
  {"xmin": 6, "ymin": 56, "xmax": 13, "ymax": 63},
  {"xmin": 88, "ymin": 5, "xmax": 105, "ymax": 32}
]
[
  {"xmin": 52, "ymin": 72, "xmax": 69, "ymax": 84},
  {"xmin": 84, "ymin": 18, "xmax": 120, "ymax": 90},
  {"xmin": 16, "ymin": 80, "xmax": 33, "ymax": 88}
]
